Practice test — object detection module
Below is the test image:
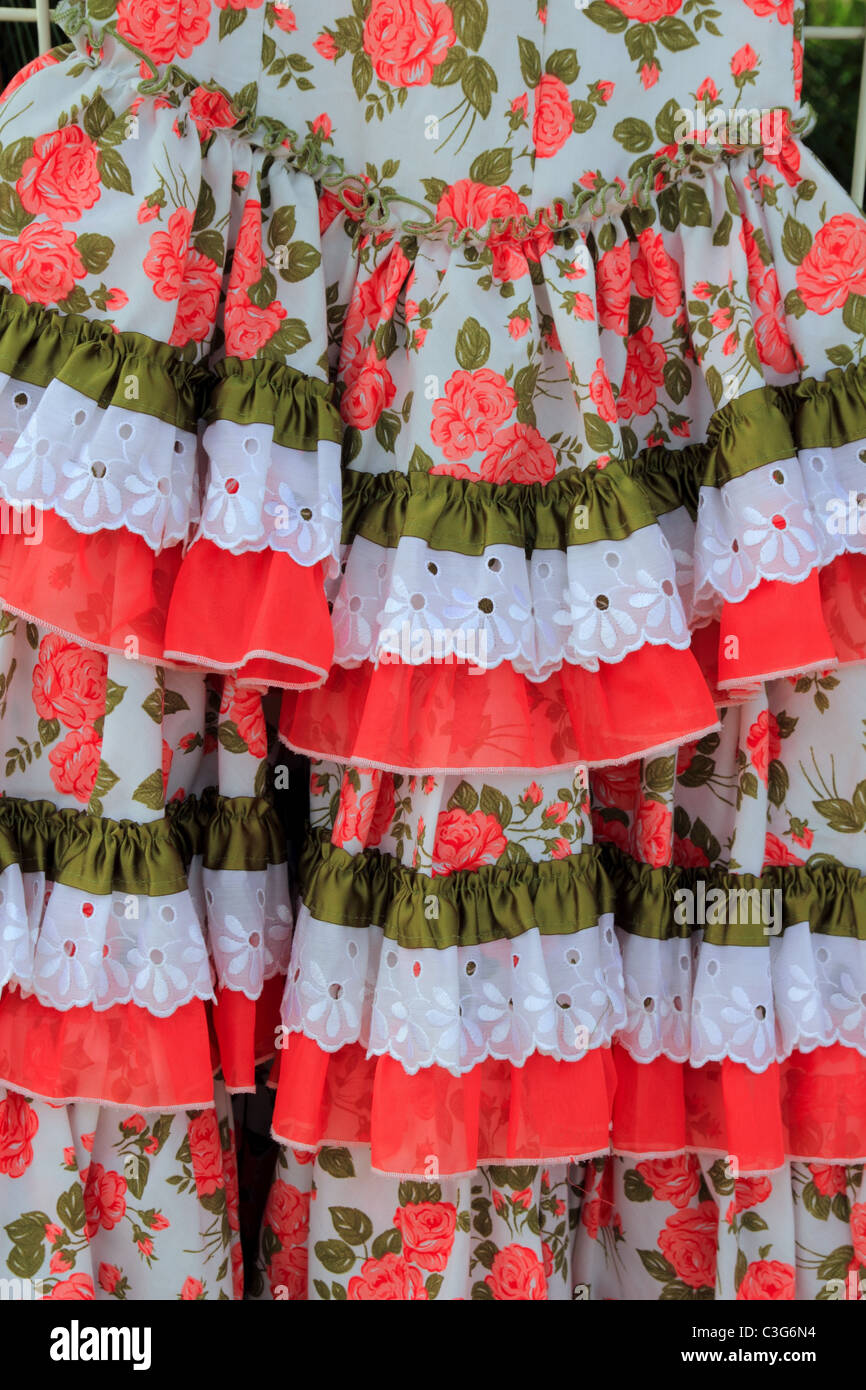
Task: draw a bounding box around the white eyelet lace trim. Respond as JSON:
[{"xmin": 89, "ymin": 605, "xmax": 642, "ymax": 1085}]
[
  {"xmin": 281, "ymin": 907, "xmax": 626, "ymax": 1073},
  {"xmin": 194, "ymin": 421, "xmax": 342, "ymax": 574},
  {"xmin": 329, "ymin": 530, "xmax": 690, "ymax": 678},
  {"xmin": 693, "ymin": 439, "xmax": 866, "ymax": 615},
  {"xmin": 0, "ymin": 375, "xmax": 197, "ymax": 548},
  {"xmin": 0, "ymin": 377, "xmax": 343, "ymax": 572},
  {"xmin": 282, "ymin": 908, "xmax": 866, "ymax": 1075},
  {"xmin": 0, "ymin": 862, "xmax": 294, "ymax": 1015}
]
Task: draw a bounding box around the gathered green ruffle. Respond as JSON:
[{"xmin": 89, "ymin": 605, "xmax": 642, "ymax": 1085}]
[
  {"xmin": 300, "ymin": 828, "xmax": 866, "ymax": 951},
  {"xmin": 0, "ymin": 289, "xmax": 207, "ymax": 432},
  {"xmin": 343, "ymin": 362, "xmax": 866, "ymax": 555},
  {"xmin": 0, "ymin": 791, "xmax": 286, "ymax": 897},
  {"xmin": 0, "ymin": 289, "xmax": 340, "ymax": 450},
  {"xmin": 204, "ymin": 357, "xmax": 341, "ymax": 449}
]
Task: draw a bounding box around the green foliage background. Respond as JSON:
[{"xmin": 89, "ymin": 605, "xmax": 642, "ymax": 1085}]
[{"xmin": 0, "ymin": 1, "xmax": 863, "ymax": 200}]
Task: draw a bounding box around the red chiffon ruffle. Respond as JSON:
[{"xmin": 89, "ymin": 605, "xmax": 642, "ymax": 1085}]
[
  {"xmin": 280, "ymin": 643, "xmax": 719, "ymax": 772},
  {"xmin": 270, "ymin": 1037, "xmax": 866, "ymax": 1175},
  {"xmin": 211, "ymin": 974, "xmax": 286, "ymax": 1092},
  {"xmin": 0, "ymin": 512, "xmax": 332, "ymax": 687},
  {"xmin": 0, "ymin": 989, "xmax": 216, "ymax": 1109}
]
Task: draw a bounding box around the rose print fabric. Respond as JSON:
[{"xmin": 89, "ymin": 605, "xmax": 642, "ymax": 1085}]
[
  {"xmin": 251, "ymin": 1142, "xmax": 866, "ymax": 1301},
  {"xmin": 1, "ymin": 0, "xmax": 866, "ymax": 1300},
  {"xmin": 0, "ymin": 1084, "xmax": 242, "ymax": 1299}
]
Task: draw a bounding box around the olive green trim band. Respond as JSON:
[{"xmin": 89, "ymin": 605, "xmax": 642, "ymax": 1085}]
[
  {"xmin": 206, "ymin": 358, "xmax": 342, "ymax": 448},
  {"xmin": 342, "ymin": 363, "xmax": 866, "ymax": 554},
  {"xmin": 300, "ymin": 829, "xmax": 866, "ymax": 950},
  {"xmin": 0, "ymin": 288, "xmax": 207, "ymax": 432},
  {"xmin": 300, "ymin": 830, "xmax": 611, "ymax": 949},
  {"xmin": 0, "ymin": 791, "xmax": 286, "ymax": 896},
  {"xmin": 0, "ymin": 288, "xmax": 341, "ymax": 450}
]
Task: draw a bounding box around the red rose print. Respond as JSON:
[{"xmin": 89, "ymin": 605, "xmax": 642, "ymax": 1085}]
[
  {"xmin": 745, "ymin": 709, "xmax": 780, "ymax": 784},
  {"xmin": 743, "ymin": 0, "xmax": 793, "ymax": 20},
  {"xmin": 116, "ymin": 0, "xmax": 211, "ymax": 66},
  {"xmin": 634, "ymin": 798, "xmax": 672, "ymax": 867},
  {"xmin": 635, "ymin": 1155, "xmax": 701, "ymax": 1208},
  {"xmin": 617, "ymin": 326, "xmax": 666, "ymax": 418},
  {"xmin": 0, "ymin": 220, "xmax": 86, "ymax": 304},
  {"xmin": 763, "ymin": 832, "xmax": 804, "ymax": 867},
  {"xmin": 181, "ymin": 1276, "xmax": 205, "ymax": 1299},
  {"xmin": 764, "ymin": 119, "xmax": 800, "ymax": 188},
  {"xmin": 265, "ymin": 1181, "xmax": 310, "ymax": 1246},
  {"xmin": 0, "ymin": 50, "xmax": 59, "ymax": 103},
  {"xmin": 83, "ymin": 1163, "xmax": 128, "ymax": 1239},
  {"xmin": 220, "ymin": 677, "xmax": 268, "ymax": 757},
  {"xmin": 366, "ymin": 773, "xmax": 396, "ymax": 847},
  {"xmin": 189, "ymin": 87, "xmax": 237, "ymax": 139},
  {"xmin": 596, "ymin": 243, "xmax": 631, "ymax": 335},
  {"xmin": 223, "ymin": 292, "xmax": 286, "ymax": 357},
  {"xmin": 591, "ymin": 809, "xmax": 631, "ymax": 855},
  {"xmin": 144, "ymin": 207, "xmax": 194, "ymax": 300},
  {"xmin": 593, "ymin": 761, "xmax": 642, "ymax": 811},
  {"xmin": 0, "ymin": 1092, "xmax": 38, "ymax": 1177},
  {"xmin": 533, "ymin": 74, "xmax": 574, "ymax": 159},
  {"xmin": 48, "ymin": 726, "xmax": 102, "ymax": 803},
  {"xmin": 851, "ymin": 1203, "xmax": 866, "ymax": 1265},
  {"xmin": 314, "ymin": 33, "xmax": 339, "ymax": 61},
  {"xmin": 632, "ymin": 230, "xmax": 683, "ymax": 317},
  {"xmin": 187, "ymin": 1111, "xmax": 225, "ymax": 1197},
  {"xmin": 17, "ymin": 126, "xmax": 101, "ymax": 221},
  {"xmin": 46, "ymin": 1273, "xmax": 95, "ymax": 1299},
  {"xmin": 170, "ymin": 248, "xmax": 222, "ymax": 347},
  {"xmin": 355, "ymin": 245, "xmax": 411, "ymax": 332},
  {"xmin": 796, "ymin": 214, "xmax": 866, "ymax": 315},
  {"xmin": 608, "ymin": 0, "xmax": 681, "ymax": 18},
  {"xmin": 658, "ymin": 1202, "xmax": 718, "ymax": 1290},
  {"xmin": 673, "ymin": 836, "xmax": 710, "ymax": 868},
  {"xmin": 485, "ymin": 1244, "xmax": 548, "ymax": 1300},
  {"xmin": 32, "ymin": 634, "xmax": 107, "ymax": 730},
  {"xmin": 589, "ymin": 359, "xmax": 617, "ymax": 422},
  {"xmin": 737, "ymin": 1259, "xmax": 796, "ymax": 1300},
  {"xmin": 808, "ymin": 1164, "xmax": 846, "ymax": 1198},
  {"xmin": 98, "ymin": 1263, "xmax": 122, "ymax": 1294},
  {"xmin": 480, "ymin": 422, "xmax": 556, "ymax": 484},
  {"xmin": 393, "ymin": 1201, "xmax": 457, "ymax": 1271},
  {"xmin": 347, "ymin": 1252, "xmax": 429, "ymax": 1299},
  {"xmin": 362, "ymin": 0, "xmax": 456, "ymax": 88},
  {"xmin": 269, "ymin": 1242, "xmax": 308, "ymax": 1299},
  {"xmin": 228, "ymin": 200, "xmax": 266, "ymax": 295},
  {"xmin": 432, "ymin": 808, "xmax": 507, "ymax": 874},
  {"xmin": 332, "ymin": 779, "xmax": 368, "ymax": 847},
  {"xmin": 273, "ymin": 4, "xmax": 296, "ymax": 32},
  {"xmin": 340, "ymin": 351, "xmax": 396, "ymax": 428},
  {"xmin": 435, "ymin": 181, "xmax": 547, "ymax": 282},
  {"xmin": 731, "ymin": 44, "xmax": 758, "ymax": 77},
  {"xmin": 728, "ymin": 1174, "xmax": 772, "ymax": 1218},
  {"xmin": 430, "ymin": 368, "xmax": 516, "ymax": 460},
  {"xmin": 753, "ymin": 269, "xmax": 796, "ymax": 373}
]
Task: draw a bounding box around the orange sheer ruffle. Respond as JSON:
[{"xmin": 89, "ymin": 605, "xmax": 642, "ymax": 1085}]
[
  {"xmin": 0, "ymin": 989, "xmax": 216, "ymax": 1109},
  {"xmin": 0, "ymin": 513, "xmax": 332, "ymax": 687},
  {"xmin": 280, "ymin": 643, "xmax": 719, "ymax": 771},
  {"xmin": 270, "ymin": 1037, "xmax": 866, "ymax": 1175},
  {"xmin": 211, "ymin": 974, "xmax": 285, "ymax": 1092}
]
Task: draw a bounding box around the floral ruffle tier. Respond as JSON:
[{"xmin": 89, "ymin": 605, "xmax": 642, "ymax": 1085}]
[{"xmin": 3, "ymin": 0, "xmax": 866, "ymax": 1300}]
